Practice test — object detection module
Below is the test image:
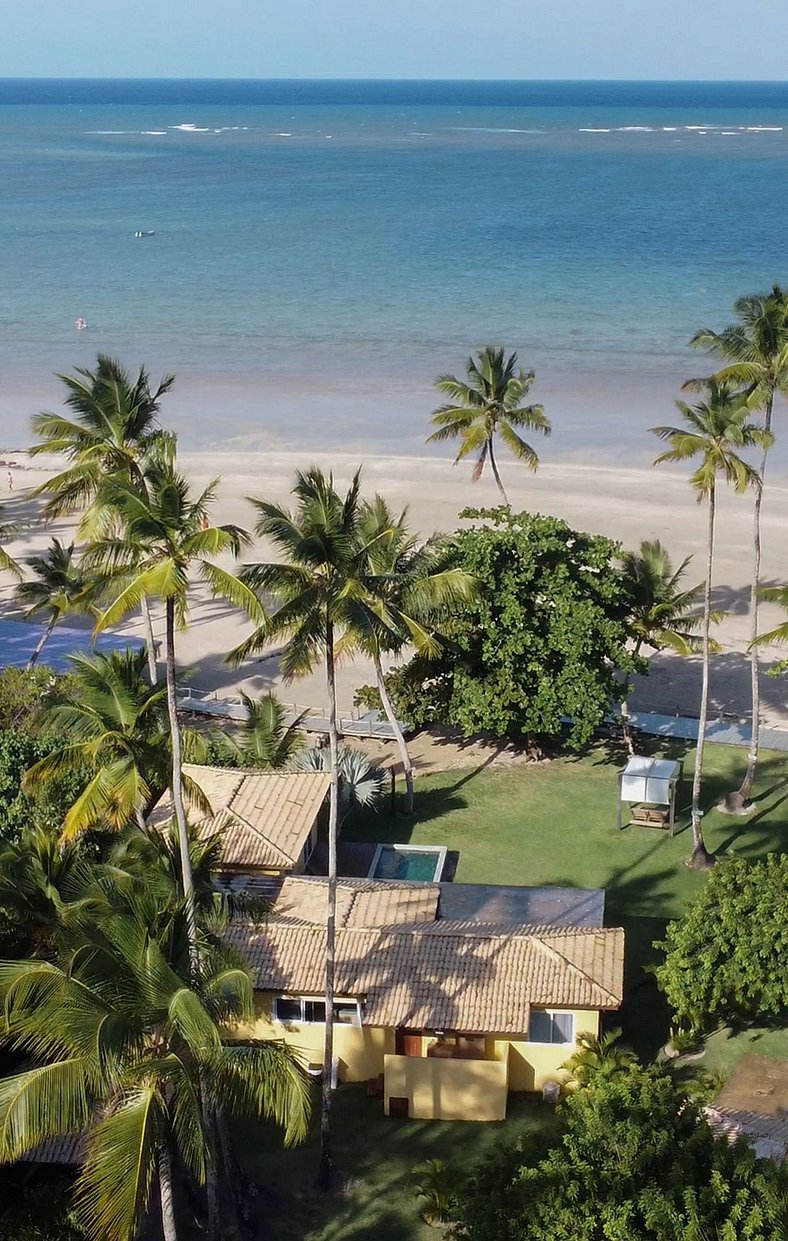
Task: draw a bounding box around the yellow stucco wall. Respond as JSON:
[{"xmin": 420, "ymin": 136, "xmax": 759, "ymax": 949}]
[
  {"xmin": 233, "ymin": 997, "xmax": 601, "ymax": 1104},
  {"xmin": 491, "ymin": 1010, "xmax": 600, "ymax": 1091},
  {"xmin": 233, "ymin": 994, "xmax": 393, "ymax": 1083},
  {"xmin": 384, "ymin": 1053, "xmax": 509, "ymax": 1121}
]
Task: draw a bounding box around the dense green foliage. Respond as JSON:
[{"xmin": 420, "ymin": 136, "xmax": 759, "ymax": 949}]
[
  {"xmin": 656, "ymin": 854, "xmax": 788, "ymax": 1031},
  {"xmin": 451, "ymin": 1067, "xmax": 788, "ymax": 1241},
  {"xmin": 0, "ymin": 1169, "xmax": 85, "ymax": 1240},
  {"xmin": 386, "ymin": 508, "xmax": 640, "ymax": 748}
]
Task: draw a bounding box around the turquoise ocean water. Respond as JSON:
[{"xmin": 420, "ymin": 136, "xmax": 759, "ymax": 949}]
[{"xmin": 2, "ymin": 79, "xmax": 788, "ymax": 463}]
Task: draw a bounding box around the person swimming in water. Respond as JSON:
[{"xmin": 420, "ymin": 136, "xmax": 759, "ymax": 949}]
[{"xmin": 75, "ymin": 317, "xmax": 87, "ymax": 330}]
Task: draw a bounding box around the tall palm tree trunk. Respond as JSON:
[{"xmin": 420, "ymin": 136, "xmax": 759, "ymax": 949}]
[
  {"xmin": 487, "ymin": 434, "xmax": 509, "ymax": 505},
  {"xmin": 158, "ymin": 1144, "xmax": 179, "ymax": 1241},
  {"xmin": 164, "ymin": 597, "xmax": 198, "ymax": 957},
  {"xmin": 317, "ymin": 617, "xmax": 339, "ymax": 1192},
  {"xmin": 724, "ymin": 396, "xmax": 773, "ymax": 814},
  {"xmin": 688, "ymin": 492, "xmax": 717, "ymax": 870},
  {"xmin": 27, "ymin": 612, "xmax": 58, "ymax": 669},
  {"xmin": 141, "ymin": 595, "xmax": 158, "ymax": 683},
  {"xmin": 373, "ymin": 653, "xmax": 415, "ymax": 814}
]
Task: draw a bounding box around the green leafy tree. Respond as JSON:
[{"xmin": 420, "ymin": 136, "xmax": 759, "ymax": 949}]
[
  {"xmin": 0, "ymin": 665, "xmax": 78, "ymax": 731},
  {"xmin": 0, "ymin": 729, "xmax": 82, "ymax": 847},
  {"xmin": 427, "ymin": 346, "xmax": 550, "ymax": 504},
  {"xmin": 652, "ymin": 379, "xmax": 769, "ymax": 868},
  {"xmin": 86, "ymin": 459, "xmax": 258, "ymax": 950},
  {"xmin": 30, "ymin": 354, "xmax": 176, "ymax": 682},
  {"xmin": 355, "ymin": 496, "xmax": 476, "ymax": 812},
  {"xmin": 655, "ymin": 854, "xmax": 788, "ymax": 1032},
  {"xmin": 386, "ymin": 508, "xmax": 640, "ymax": 750},
  {"xmin": 14, "ymin": 539, "xmax": 90, "ymax": 668},
  {"xmin": 230, "ymin": 466, "xmax": 398, "ymax": 1189},
  {"xmin": 412, "ymin": 1158, "xmax": 455, "ymax": 1226},
  {"xmin": 452, "ymin": 1066, "xmax": 788, "ymax": 1241},
  {"xmin": 209, "ymin": 691, "xmax": 307, "ymax": 770},
  {"xmin": 692, "ymin": 287, "xmax": 788, "ymax": 812},
  {"xmin": 619, "ymin": 539, "xmax": 718, "ymax": 753},
  {"xmin": 0, "ymin": 886, "xmax": 310, "ymax": 1241}
]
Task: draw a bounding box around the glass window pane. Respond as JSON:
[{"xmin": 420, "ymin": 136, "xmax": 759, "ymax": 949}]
[
  {"xmin": 551, "ymin": 1012, "xmax": 575, "ymax": 1044},
  {"xmin": 528, "ymin": 1010, "xmax": 554, "ymax": 1043},
  {"xmin": 303, "ymin": 1000, "xmax": 326, "ymax": 1023},
  {"xmin": 334, "ymin": 1003, "xmax": 359, "ymax": 1026},
  {"xmin": 274, "ymin": 997, "xmax": 302, "ymax": 1023}
]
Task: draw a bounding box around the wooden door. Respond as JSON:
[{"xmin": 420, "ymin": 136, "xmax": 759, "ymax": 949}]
[{"xmin": 395, "ymin": 1029, "xmax": 423, "ymax": 1057}]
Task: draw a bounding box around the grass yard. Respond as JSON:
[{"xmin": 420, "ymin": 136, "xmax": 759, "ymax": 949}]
[
  {"xmin": 254, "ymin": 738, "xmax": 788, "ymax": 1239},
  {"xmin": 240, "ymin": 1086, "xmax": 559, "ymax": 1241}
]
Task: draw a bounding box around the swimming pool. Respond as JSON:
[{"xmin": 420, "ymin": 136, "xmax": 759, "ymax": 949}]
[{"xmin": 367, "ymin": 843, "xmax": 447, "ymax": 883}]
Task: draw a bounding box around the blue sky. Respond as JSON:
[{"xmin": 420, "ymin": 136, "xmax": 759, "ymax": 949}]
[{"xmin": 3, "ymin": 0, "xmax": 787, "ymax": 79}]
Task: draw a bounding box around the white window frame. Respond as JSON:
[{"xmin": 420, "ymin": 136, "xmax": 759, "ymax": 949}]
[
  {"xmin": 527, "ymin": 1009, "xmax": 576, "ymax": 1046},
  {"xmin": 273, "ymin": 996, "xmax": 362, "ymax": 1027}
]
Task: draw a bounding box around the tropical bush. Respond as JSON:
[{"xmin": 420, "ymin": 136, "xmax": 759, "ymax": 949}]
[
  {"xmin": 387, "ymin": 508, "xmax": 641, "ymax": 748},
  {"xmin": 655, "ymin": 854, "xmax": 788, "ymax": 1031},
  {"xmin": 451, "ymin": 1067, "xmax": 788, "ymax": 1240}
]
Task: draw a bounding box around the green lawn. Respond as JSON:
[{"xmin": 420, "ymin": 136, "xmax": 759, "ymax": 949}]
[
  {"xmin": 252, "ymin": 739, "xmax": 788, "ymax": 1239},
  {"xmin": 240, "ymin": 1086, "xmax": 558, "ymax": 1241}
]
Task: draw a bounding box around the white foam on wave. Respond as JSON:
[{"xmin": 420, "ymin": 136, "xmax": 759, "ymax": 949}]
[
  {"xmin": 142, "ymin": 130, "xmax": 167, "ymax": 136},
  {"xmin": 617, "ymin": 126, "xmax": 655, "ymax": 132},
  {"xmin": 685, "ymin": 124, "xmax": 719, "ymax": 130},
  {"xmin": 450, "ymin": 126, "xmax": 544, "ymax": 134},
  {"xmin": 579, "ymin": 128, "xmax": 611, "ymax": 133},
  {"xmin": 276, "ymin": 132, "xmax": 292, "ymax": 137},
  {"xmin": 170, "ymin": 124, "xmax": 211, "ymax": 133},
  {"xmin": 662, "ymin": 127, "xmax": 678, "ymax": 131},
  {"xmin": 85, "ymin": 130, "xmax": 134, "ymax": 135},
  {"xmin": 745, "ymin": 126, "xmax": 783, "ymax": 132}
]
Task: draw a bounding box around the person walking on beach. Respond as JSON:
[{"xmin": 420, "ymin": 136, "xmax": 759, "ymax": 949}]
[{"xmin": 7, "ymin": 470, "xmax": 13, "ymax": 494}]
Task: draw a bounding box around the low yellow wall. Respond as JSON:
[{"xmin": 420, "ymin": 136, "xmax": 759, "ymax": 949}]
[
  {"xmin": 491, "ymin": 1010, "xmax": 600, "ymax": 1092},
  {"xmin": 232, "ymin": 995, "xmax": 393, "ymax": 1083},
  {"xmin": 384, "ymin": 1053, "xmax": 509, "ymax": 1121}
]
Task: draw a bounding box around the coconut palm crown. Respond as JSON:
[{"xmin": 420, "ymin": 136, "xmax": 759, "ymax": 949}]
[
  {"xmin": 14, "ymin": 538, "xmax": 91, "ymax": 667},
  {"xmin": 428, "ymin": 346, "xmax": 551, "ymax": 504},
  {"xmin": 30, "ymin": 354, "xmax": 175, "ymax": 523}
]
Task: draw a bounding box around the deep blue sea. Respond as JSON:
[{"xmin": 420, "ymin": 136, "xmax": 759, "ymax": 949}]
[{"xmin": 2, "ymin": 79, "xmax": 788, "ymax": 461}]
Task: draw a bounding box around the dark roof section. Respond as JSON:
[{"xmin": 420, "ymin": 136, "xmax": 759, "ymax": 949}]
[{"xmin": 438, "ymin": 883, "xmax": 606, "ymax": 927}]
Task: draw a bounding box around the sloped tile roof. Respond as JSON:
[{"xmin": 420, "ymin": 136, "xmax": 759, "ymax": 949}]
[
  {"xmin": 273, "ymin": 875, "xmax": 440, "ymax": 928},
  {"xmin": 228, "ymin": 917, "xmax": 625, "ymax": 1034},
  {"xmin": 150, "ymin": 765, "xmax": 330, "ymax": 869}
]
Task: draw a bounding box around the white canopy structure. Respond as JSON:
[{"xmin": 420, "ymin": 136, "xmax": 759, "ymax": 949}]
[{"xmin": 617, "ymin": 755, "xmax": 680, "ymax": 835}]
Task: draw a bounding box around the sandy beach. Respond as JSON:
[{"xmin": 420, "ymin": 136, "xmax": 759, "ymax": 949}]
[{"xmin": 2, "ymin": 448, "xmax": 788, "ymax": 729}]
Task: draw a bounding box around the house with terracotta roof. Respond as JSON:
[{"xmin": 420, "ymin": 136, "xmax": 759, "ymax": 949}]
[
  {"xmin": 228, "ymin": 875, "xmax": 625, "ymax": 1121},
  {"xmin": 150, "ymin": 764, "xmax": 331, "ymax": 877}
]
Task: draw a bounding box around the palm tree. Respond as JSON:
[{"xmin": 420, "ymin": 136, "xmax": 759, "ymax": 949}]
[
  {"xmin": 297, "ymin": 744, "xmax": 386, "ymax": 825},
  {"xmin": 21, "ymin": 647, "xmax": 190, "ymax": 838},
  {"xmin": 210, "ymin": 691, "xmax": 307, "ymax": 769},
  {"xmin": 0, "ymin": 886, "xmax": 310, "ymax": 1241},
  {"xmin": 230, "ymin": 466, "xmax": 396, "ymax": 1189},
  {"xmin": 691, "ymin": 287, "xmax": 788, "ymax": 813},
  {"xmin": 0, "ymin": 506, "xmax": 22, "ymax": 579},
  {"xmin": 619, "ymin": 539, "xmax": 718, "ymax": 754},
  {"xmin": 29, "ymin": 354, "xmax": 176, "ymax": 682},
  {"xmin": 652, "ymin": 378, "xmax": 770, "ymax": 868},
  {"xmin": 427, "ymin": 346, "xmax": 550, "ymax": 504},
  {"xmin": 356, "ymin": 496, "xmax": 476, "ymax": 812},
  {"xmin": 14, "ymin": 538, "xmax": 90, "ymax": 667},
  {"xmin": 561, "ymin": 1028, "xmax": 638, "ymax": 1088},
  {"xmin": 86, "ymin": 460, "xmax": 259, "ymax": 953}
]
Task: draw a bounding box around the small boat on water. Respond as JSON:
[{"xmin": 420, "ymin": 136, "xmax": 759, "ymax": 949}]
[{"xmin": 133, "ymin": 230, "xmax": 156, "ymax": 238}]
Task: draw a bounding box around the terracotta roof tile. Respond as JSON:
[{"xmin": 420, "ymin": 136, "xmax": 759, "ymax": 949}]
[
  {"xmin": 228, "ymin": 917, "xmax": 625, "ymax": 1034},
  {"xmin": 150, "ymin": 765, "xmax": 330, "ymax": 870}
]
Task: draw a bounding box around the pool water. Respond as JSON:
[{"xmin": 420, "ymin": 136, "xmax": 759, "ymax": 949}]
[{"xmin": 370, "ymin": 845, "xmax": 445, "ymax": 882}]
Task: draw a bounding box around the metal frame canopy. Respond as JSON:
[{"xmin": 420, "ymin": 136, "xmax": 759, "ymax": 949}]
[{"xmin": 617, "ymin": 754, "xmax": 680, "ymax": 835}]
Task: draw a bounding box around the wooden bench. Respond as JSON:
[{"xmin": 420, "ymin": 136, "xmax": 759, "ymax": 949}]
[{"xmin": 630, "ymin": 805, "xmax": 668, "ymax": 828}]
